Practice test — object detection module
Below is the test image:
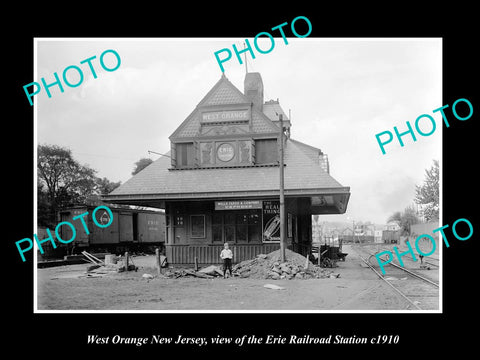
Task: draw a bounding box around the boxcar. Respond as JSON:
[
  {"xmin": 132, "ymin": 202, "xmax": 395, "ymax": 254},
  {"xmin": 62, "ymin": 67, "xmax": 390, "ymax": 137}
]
[{"xmin": 57, "ymin": 204, "xmax": 165, "ymax": 254}]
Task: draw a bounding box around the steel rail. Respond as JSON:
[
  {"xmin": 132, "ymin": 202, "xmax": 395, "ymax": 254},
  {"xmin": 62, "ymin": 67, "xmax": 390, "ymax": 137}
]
[
  {"xmin": 357, "ymin": 253, "xmax": 422, "ymax": 310},
  {"xmin": 371, "ymin": 254, "xmax": 440, "ymax": 288},
  {"xmin": 386, "ymin": 261, "xmax": 439, "ymax": 288},
  {"xmin": 424, "ymin": 260, "xmax": 439, "ymax": 268},
  {"xmin": 357, "ymin": 245, "xmax": 440, "ymax": 288}
]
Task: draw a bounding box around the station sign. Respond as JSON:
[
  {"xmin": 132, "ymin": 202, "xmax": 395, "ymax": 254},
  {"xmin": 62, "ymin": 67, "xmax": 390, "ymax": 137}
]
[
  {"xmin": 201, "ymin": 109, "xmax": 249, "ymax": 123},
  {"xmin": 215, "ymin": 200, "xmax": 263, "ymax": 210}
]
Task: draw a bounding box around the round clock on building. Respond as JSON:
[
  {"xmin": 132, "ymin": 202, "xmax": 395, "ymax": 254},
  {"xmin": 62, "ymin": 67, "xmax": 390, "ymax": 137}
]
[{"xmin": 217, "ymin": 143, "xmax": 235, "ymax": 162}]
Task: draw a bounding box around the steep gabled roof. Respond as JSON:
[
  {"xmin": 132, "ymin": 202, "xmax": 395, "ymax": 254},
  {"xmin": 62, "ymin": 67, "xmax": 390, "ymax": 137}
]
[
  {"xmin": 263, "ymin": 100, "xmax": 289, "ymax": 121},
  {"xmin": 106, "ymin": 138, "xmax": 348, "ymax": 200},
  {"xmin": 170, "ymin": 74, "xmax": 280, "ymax": 139},
  {"xmin": 288, "ymin": 138, "xmax": 325, "ymax": 164},
  {"xmin": 197, "ymin": 73, "xmax": 249, "ymax": 107},
  {"xmin": 251, "ymin": 108, "xmax": 281, "ymax": 133}
]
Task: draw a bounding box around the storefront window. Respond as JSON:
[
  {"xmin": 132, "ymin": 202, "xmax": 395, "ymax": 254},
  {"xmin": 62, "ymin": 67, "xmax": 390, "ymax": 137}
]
[
  {"xmin": 213, "ymin": 213, "xmax": 222, "ymax": 225},
  {"xmin": 249, "ymin": 212, "xmax": 261, "ymax": 242},
  {"xmin": 236, "ymin": 213, "xmax": 248, "ymax": 243},
  {"xmin": 236, "ymin": 213, "xmax": 248, "ymax": 224},
  {"xmin": 213, "ymin": 225, "xmax": 223, "ymax": 242},
  {"xmin": 224, "ymin": 213, "xmax": 235, "ymax": 224},
  {"xmin": 236, "ymin": 226, "xmax": 247, "ymax": 242},
  {"xmin": 224, "ymin": 225, "xmax": 235, "ymax": 243},
  {"xmin": 248, "ymin": 223, "xmax": 262, "ymax": 242},
  {"xmin": 191, "ymin": 215, "xmax": 205, "ymax": 238},
  {"xmin": 248, "ymin": 213, "xmax": 260, "ymax": 224},
  {"xmin": 211, "ymin": 209, "xmax": 262, "ymax": 244}
]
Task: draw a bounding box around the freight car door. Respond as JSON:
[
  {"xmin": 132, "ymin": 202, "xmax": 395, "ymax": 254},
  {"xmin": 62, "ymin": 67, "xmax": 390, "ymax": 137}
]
[
  {"xmin": 119, "ymin": 213, "xmax": 134, "ymax": 242},
  {"xmin": 91, "ymin": 208, "xmax": 119, "ymax": 245},
  {"xmin": 69, "ymin": 208, "xmax": 89, "ymax": 246},
  {"xmin": 138, "ymin": 213, "xmax": 164, "ymax": 243}
]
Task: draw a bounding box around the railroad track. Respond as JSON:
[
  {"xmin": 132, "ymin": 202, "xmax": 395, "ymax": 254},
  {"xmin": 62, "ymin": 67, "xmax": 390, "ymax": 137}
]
[
  {"xmin": 352, "ymin": 245, "xmax": 440, "ymax": 310},
  {"xmin": 423, "ymin": 256, "xmax": 440, "ymax": 268}
]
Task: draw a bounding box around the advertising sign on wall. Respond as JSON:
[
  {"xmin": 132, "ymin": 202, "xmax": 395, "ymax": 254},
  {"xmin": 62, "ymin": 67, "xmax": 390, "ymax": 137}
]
[{"xmin": 263, "ymin": 200, "xmax": 280, "ymax": 242}]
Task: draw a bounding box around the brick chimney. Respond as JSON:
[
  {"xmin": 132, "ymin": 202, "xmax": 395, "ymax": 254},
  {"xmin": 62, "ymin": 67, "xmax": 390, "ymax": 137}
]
[{"xmin": 244, "ymin": 72, "xmax": 264, "ymax": 111}]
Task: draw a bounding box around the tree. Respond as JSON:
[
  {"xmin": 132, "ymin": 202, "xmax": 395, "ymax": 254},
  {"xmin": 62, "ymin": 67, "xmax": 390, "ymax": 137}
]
[
  {"xmin": 38, "ymin": 144, "xmax": 98, "ymax": 225},
  {"xmin": 38, "ymin": 144, "xmax": 123, "ymax": 226},
  {"xmin": 37, "ymin": 182, "xmax": 53, "ymax": 227},
  {"xmin": 414, "ymin": 160, "xmax": 439, "ymax": 221},
  {"xmin": 387, "ymin": 205, "xmax": 420, "ymax": 236},
  {"xmin": 132, "ymin": 158, "xmax": 153, "ymax": 175},
  {"xmin": 70, "ymin": 165, "xmax": 99, "ymax": 204},
  {"xmin": 96, "ymin": 177, "xmax": 121, "ymax": 195}
]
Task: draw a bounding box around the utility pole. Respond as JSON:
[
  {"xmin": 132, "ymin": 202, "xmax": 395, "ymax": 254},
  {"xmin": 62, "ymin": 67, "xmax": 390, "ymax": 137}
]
[
  {"xmin": 279, "ymin": 114, "xmax": 286, "ymax": 262},
  {"xmin": 353, "ymin": 220, "xmax": 356, "ymax": 243}
]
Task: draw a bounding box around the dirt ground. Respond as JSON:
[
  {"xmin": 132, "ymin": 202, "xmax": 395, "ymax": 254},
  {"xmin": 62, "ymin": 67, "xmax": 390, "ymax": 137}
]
[{"xmin": 36, "ymin": 244, "xmax": 439, "ymax": 311}]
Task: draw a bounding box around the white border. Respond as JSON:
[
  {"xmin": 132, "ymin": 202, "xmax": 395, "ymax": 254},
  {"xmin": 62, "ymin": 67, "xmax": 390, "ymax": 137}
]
[{"xmin": 33, "ymin": 37, "xmax": 443, "ymax": 314}]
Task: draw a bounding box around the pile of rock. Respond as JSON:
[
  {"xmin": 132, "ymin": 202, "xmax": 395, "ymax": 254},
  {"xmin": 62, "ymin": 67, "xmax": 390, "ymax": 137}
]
[
  {"xmin": 232, "ymin": 249, "xmax": 336, "ymax": 280},
  {"xmin": 266, "ymin": 261, "xmax": 318, "ymax": 280},
  {"xmin": 141, "ymin": 249, "xmax": 339, "ymax": 280}
]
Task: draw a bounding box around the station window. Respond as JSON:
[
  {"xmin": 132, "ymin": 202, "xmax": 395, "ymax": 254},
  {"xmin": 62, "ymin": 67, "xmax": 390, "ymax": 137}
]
[
  {"xmin": 212, "ymin": 213, "xmax": 223, "ymax": 242},
  {"xmin": 236, "ymin": 213, "xmax": 248, "ymax": 243},
  {"xmin": 211, "ymin": 210, "xmax": 262, "ymax": 244},
  {"xmin": 174, "ymin": 216, "xmax": 184, "ymax": 227},
  {"xmin": 213, "ymin": 225, "xmax": 223, "ymax": 243},
  {"xmin": 255, "ymin": 139, "xmax": 278, "ymax": 164},
  {"xmin": 190, "ymin": 215, "xmax": 205, "ymax": 238},
  {"xmin": 176, "ymin": 142, "xmax": 194, "ymax": 167},
  {"xmin": 224, "ymin": 225, "xmax": 235, "ymax": 243},
  {"xmin": 248, "ymin": 213, "xmax": 262, "ymax": 242}
]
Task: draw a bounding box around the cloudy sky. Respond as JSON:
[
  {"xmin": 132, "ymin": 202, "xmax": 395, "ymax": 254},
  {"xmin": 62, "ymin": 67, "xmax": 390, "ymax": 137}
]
[{"xmin": 35, "ymin": 38, "xmax": 442, "ymax": 224}]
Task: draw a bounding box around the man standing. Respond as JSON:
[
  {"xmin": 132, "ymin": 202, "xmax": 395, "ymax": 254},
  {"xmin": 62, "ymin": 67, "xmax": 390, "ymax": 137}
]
[{"xmin": 220, "ymin": 243, "xmax": 233, "ymax": 278}]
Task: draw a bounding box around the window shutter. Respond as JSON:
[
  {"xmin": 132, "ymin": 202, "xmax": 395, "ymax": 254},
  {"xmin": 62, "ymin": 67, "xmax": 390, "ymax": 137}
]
[
  {"xmin": 171, "ymin": 142, "xmax": 177, "ymax": 168},
  {"xmin": 251, "ymin": 139, "xmax": 256, "ymax": 164},
  {"xmin": 194, "ymin": 141, "xmax": 199, "ymax": 167}
]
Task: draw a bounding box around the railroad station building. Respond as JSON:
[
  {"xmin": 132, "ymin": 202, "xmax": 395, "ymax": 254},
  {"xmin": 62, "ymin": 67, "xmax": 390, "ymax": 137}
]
[{"xmin": 104, "ymin": 72, "xmax": 350, "ymax": 265}]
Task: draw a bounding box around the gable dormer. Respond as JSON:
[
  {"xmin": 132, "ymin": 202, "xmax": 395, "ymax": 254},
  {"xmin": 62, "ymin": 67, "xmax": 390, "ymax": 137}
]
[{"xmin": 169, "ymin": 73, "xmax": 282, "ymax": 170}]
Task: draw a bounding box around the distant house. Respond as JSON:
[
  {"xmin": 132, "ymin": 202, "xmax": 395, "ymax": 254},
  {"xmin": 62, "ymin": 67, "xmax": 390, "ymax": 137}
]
[
  {"xmin": 385, "ymin": 222, "xmax": 401, "ymax": 231},
  {"xmin": 374, "ymin": 229, "xmax": 383, "ymax": 243},
  {"xmin": 382, "ymin": 222, "xmax": 400, "ymax": 243}
]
